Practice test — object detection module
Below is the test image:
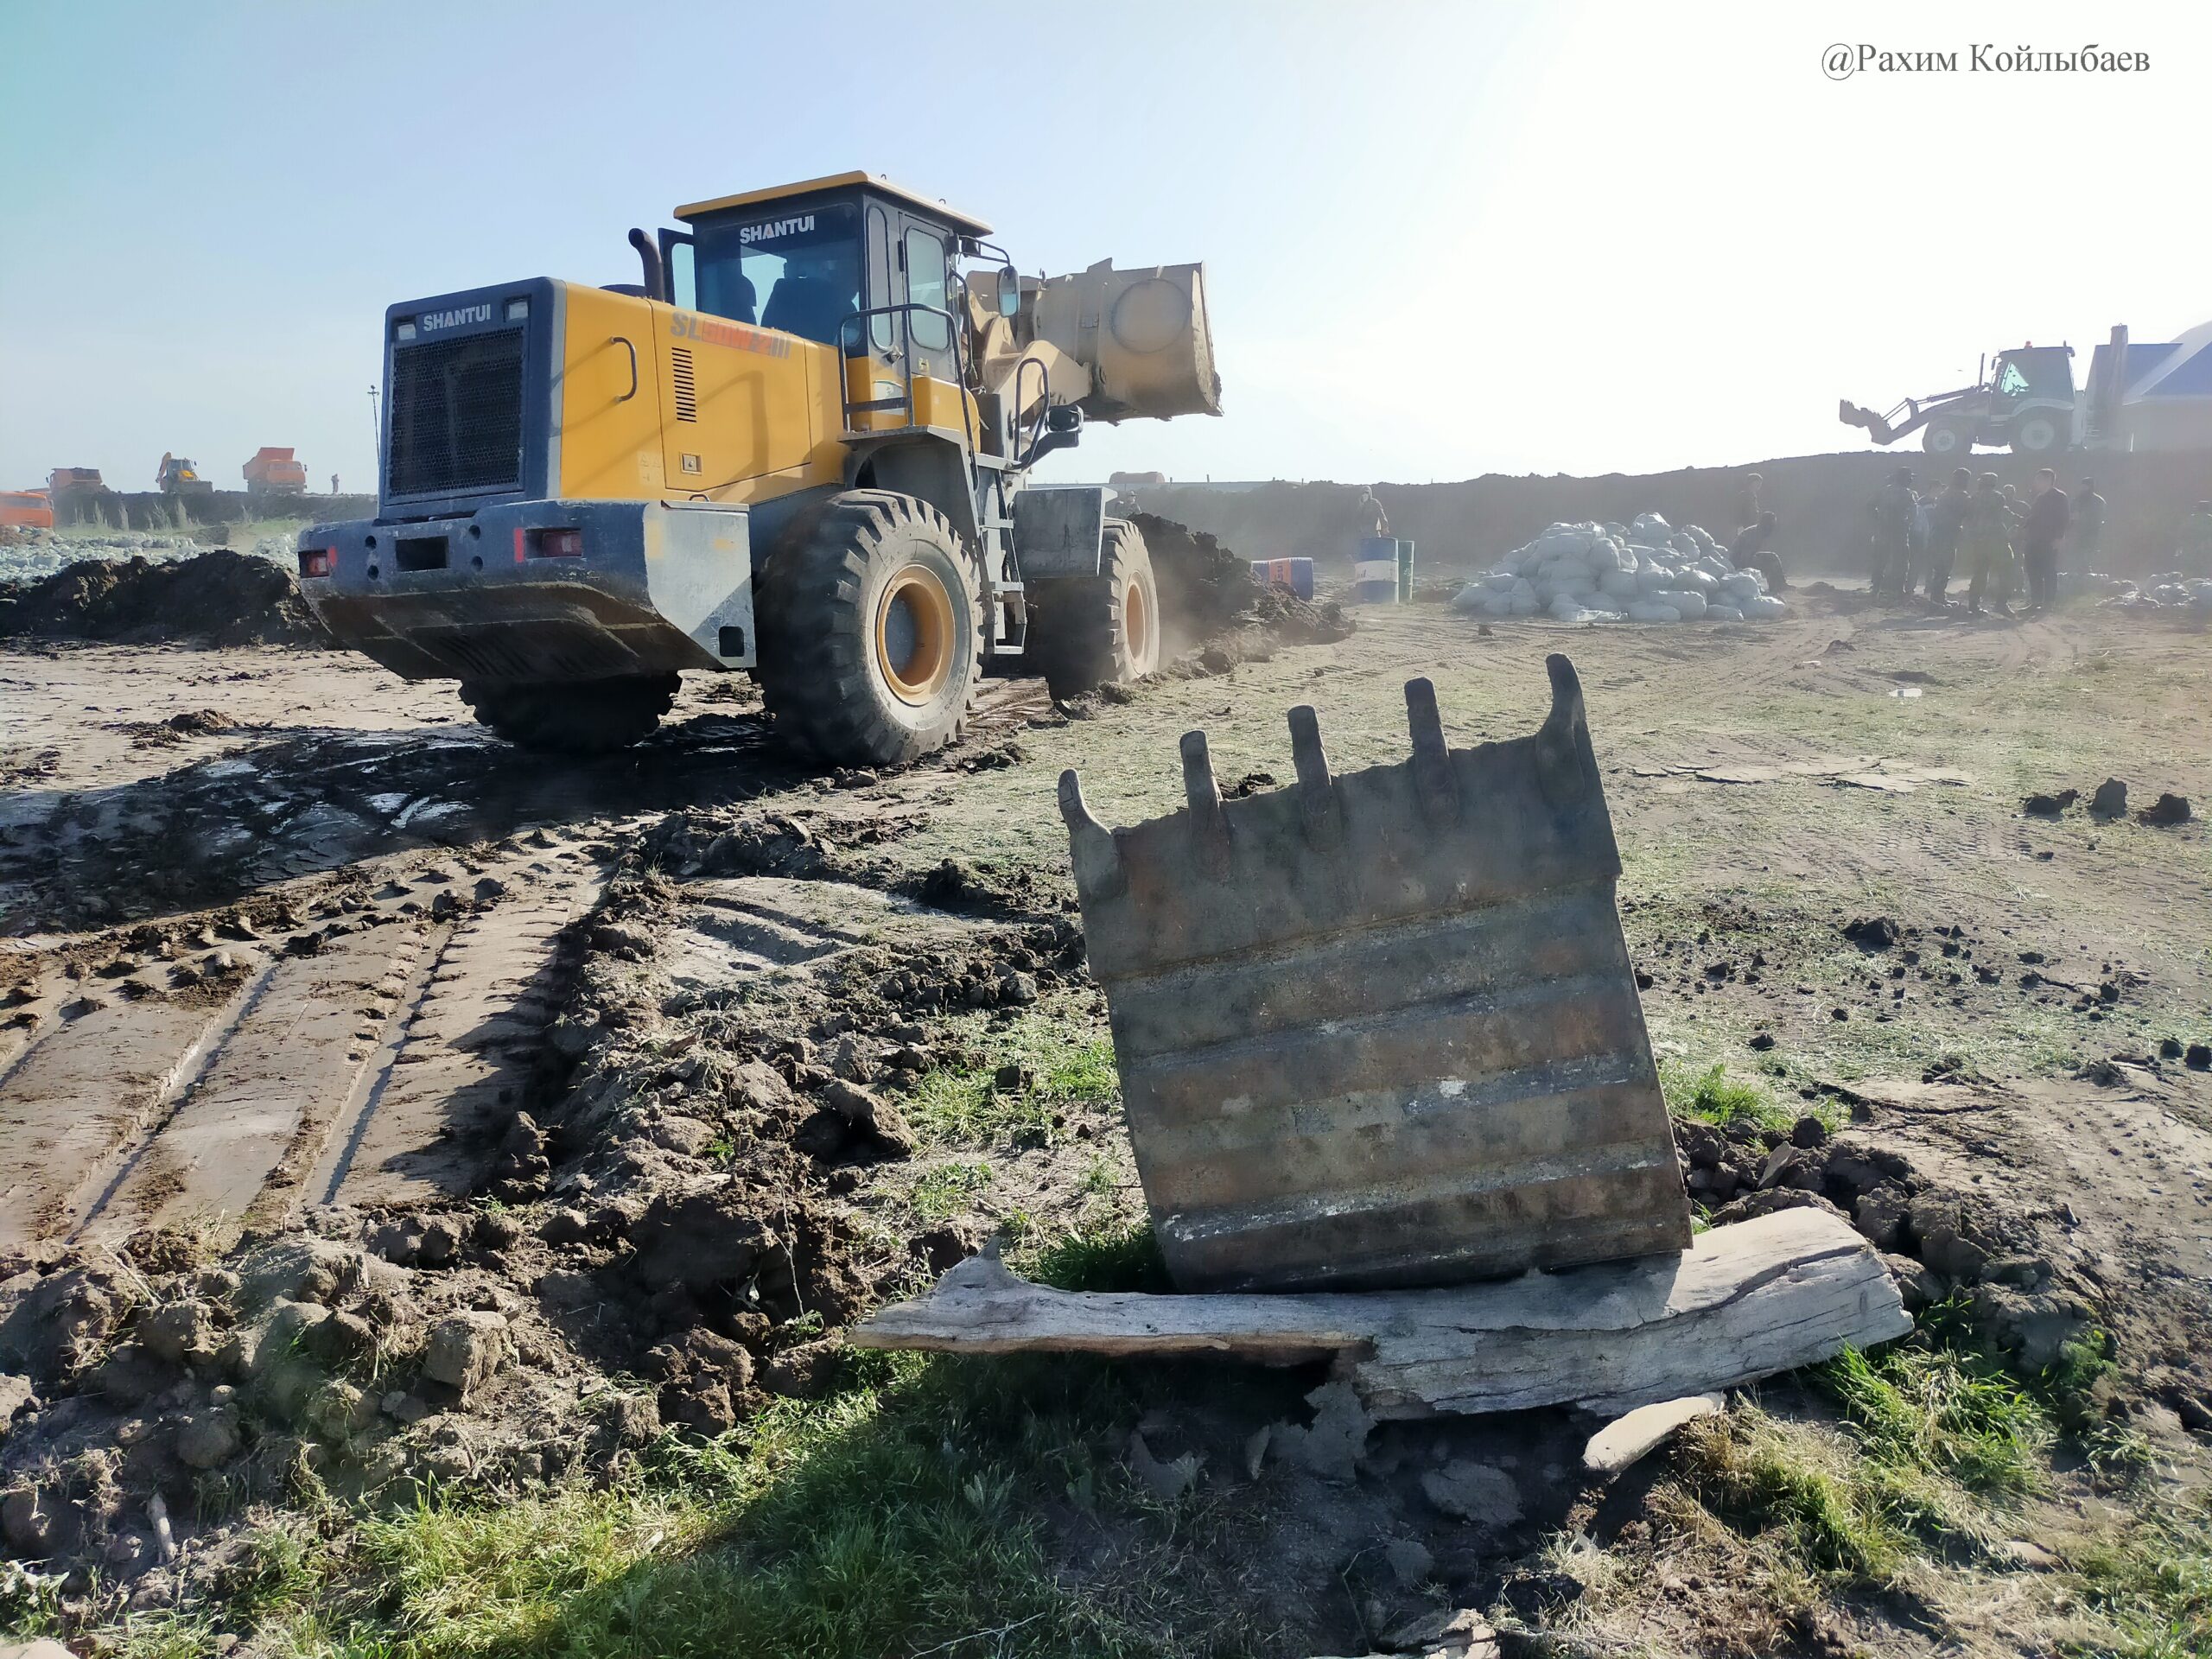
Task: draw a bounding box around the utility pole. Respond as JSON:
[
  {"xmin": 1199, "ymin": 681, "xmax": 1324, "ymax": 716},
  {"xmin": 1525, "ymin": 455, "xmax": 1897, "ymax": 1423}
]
[{"xmin": 368, "ymin": 385, "xmax": 380, "ymax": 452}]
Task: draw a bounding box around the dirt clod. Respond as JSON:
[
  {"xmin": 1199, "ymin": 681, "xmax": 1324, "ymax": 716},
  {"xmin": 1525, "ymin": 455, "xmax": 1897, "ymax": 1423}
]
[{"xmin": 2138, "ymin": 791, "xmax": 2192, "ymax": 825}]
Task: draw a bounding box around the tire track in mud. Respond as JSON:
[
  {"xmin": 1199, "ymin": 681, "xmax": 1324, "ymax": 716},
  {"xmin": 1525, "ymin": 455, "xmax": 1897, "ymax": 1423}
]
[
  {"xmin": 0, "ymin": 843, "xmax": 610, "ymax": 1256},
  {"xmin": 309, "ymin": 855, "xmax": 600, "ymax": 1209}
]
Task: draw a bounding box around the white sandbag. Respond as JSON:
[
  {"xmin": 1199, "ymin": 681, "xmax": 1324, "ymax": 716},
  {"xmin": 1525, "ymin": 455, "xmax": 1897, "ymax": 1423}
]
[
  {"xmin": 1482, "ymin": 570, "xmax": 1518, "ymax": 592},
  {"xmin": 1481, "ymin": 594, "xmax": 1517, "ymax": 617},
  {"xmin": 1652, "ymin": 588, "xmax": 1708, "ymax": 620},
  {"xmin": 1509, "ymin": 594, "xmax": 1540, "ymax": 616},
  {"xmin": 1706, "ymin": 603, "xmax": 1745, "ymax": 622},
  {"xmin": 1717, "ymin": 574, "xmax": 1763, "ymax": 605},
  {"xmin": 1451, "ymin": 585, "xmax": 1487, "ymax": 613},
  {"xmin": 1742, "ymin": 594, "xmax": 1787, "ymax": 620},
  {"xmin": 1626, "ymin": 601, "xmax": 1681, "ymax": 623},
  {"xmin": 1599, "ymin": 569, "xmax": 1641, "ymax": 600},
  {"xmin": 1635, "ymin": 566, "xmax": 1672, "ymax": 596}
]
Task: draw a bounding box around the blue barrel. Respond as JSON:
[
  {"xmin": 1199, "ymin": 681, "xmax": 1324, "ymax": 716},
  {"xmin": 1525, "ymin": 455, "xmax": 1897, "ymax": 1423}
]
[
  {"xmin": 1249, "ymin": 556, "xmax": 1316, "ymax": 601},
  {"xmin": 1354, "ymin": 534, "xmax": 1400, "ymax": 604}
]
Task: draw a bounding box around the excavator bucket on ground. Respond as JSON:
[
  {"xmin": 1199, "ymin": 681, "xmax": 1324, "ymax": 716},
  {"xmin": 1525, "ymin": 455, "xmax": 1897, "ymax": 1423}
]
[{"xmin": 1058, "ymin": 656, "xmax": 1691, "ymax": 1293}]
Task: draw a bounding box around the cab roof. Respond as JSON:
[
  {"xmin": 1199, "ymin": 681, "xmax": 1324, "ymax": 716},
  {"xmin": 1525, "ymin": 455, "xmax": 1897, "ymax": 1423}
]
[{"xmin": 675, "ymin": 171, "xmax": 991, "ymax": 237}]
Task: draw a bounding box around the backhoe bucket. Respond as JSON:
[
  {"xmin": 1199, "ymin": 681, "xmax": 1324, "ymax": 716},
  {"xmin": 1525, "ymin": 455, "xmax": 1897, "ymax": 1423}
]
[
  {"xmin": 1838, "ymin": 398, "xmax": 1899, "ymax": 445},
  {"xmin": 1058, "ymin": 658, "xmax": 1690, "ymax": 1293}
]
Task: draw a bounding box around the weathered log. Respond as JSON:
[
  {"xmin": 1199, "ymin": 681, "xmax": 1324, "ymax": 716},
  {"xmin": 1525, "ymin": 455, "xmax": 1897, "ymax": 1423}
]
[{"xmin": 851, "ymin": 1208, "xmax": 1910, "ymax": 1418}]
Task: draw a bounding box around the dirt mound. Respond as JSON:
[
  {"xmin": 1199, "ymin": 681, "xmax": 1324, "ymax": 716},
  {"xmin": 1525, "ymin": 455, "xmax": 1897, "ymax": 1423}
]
[
  {"xmin": 1130, "ymin": 510, "xmax": 1352, "ymax": 656},
  {"xmin": 0, "ymin": 550, "xmax": 329, "ymax": 648}
]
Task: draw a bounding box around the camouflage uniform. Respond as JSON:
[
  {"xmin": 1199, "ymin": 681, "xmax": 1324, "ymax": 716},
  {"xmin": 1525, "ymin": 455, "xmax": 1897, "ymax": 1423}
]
[{"xmin": 1964, "ymin": 484, "xmax": 2017, "ymax": 613}]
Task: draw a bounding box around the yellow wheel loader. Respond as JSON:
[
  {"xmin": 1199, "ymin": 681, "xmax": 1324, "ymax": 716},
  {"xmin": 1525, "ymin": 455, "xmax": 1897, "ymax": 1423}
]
[{"xmin": 297, "ymin": 172, "xmax": 1220, "ymax": 763}]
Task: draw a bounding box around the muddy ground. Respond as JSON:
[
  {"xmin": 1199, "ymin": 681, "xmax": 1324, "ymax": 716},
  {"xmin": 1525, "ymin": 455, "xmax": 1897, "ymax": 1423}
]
[{"xmin": 1, "ymin": 573, "xmax": 2209, "ymax": 1657}]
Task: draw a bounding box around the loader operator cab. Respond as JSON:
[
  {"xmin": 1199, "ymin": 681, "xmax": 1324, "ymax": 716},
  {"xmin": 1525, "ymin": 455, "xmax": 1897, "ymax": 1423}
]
[
  {"xmin": 1988, "ymin": 346, "xmax": 2074, "ymax": 404},
  {"xmin": 667, "ymin": 174, "xmax": 986, "ymax": 373}
]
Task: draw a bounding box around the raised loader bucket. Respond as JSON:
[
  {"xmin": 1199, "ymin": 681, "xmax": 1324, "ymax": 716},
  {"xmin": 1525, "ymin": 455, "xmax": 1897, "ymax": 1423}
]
[
  {"xmin": 1058, "ymin": 657, "xmax": 1691, "ymax": 1293},
  {"xmin": 1032, "ymin": 259, "xmax": 1223, "ymax": 423}
]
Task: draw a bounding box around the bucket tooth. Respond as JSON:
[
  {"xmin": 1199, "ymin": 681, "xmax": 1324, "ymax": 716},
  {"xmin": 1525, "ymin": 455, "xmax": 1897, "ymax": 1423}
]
[
  {"xmin": 1287, "ymin": 704, "xmax": 1338, "ymax": 842},
  {"xmin": 1179, "ymin": 730, "xmax": 1232, "ymax": 875},
  {"xmin": 1535, "ymin": 653, "xmax": 1591, "ymax": 809},
  {"xmin": 1058, "ymin": 769, "xmax": 1125, "ymax": 898},
  {"xmin": 1403, "ymin": 677, "xmax": 1459, "ymax": 823}
]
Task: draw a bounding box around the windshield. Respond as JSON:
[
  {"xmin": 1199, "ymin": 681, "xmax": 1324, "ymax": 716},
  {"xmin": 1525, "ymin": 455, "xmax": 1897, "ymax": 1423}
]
[{"xmin": 694, "ymin": 203, "xmax": 861, "ymax": 347}]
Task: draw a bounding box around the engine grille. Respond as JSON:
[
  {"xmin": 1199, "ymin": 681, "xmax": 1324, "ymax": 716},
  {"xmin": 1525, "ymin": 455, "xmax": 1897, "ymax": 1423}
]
[{"xmin": 387, "ymin": 327, "xmax": 525, "ymax": 498}]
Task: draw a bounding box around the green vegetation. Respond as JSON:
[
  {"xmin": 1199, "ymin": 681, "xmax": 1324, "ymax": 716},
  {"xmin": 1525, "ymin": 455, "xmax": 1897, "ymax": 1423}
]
[
  {"xmin": 63, "ymin": 1352, "xmax": 1240, "ymax": 1659},
  {"xmin": 902, "ymin": 1003, "xmax": 1120, "ymax": 1147},
  {"xmin": 1681, "ymin": 1337, "xmax": 2061, "ymax": 1588},
  {"xmin": 1661, "ymin": 1059, "xmax": 1796, "ymax": 1131},
  {"xmin": 1018, "ymin": 1217, "xmax": 1170, "ymax": 1294},
  {"xmin": 2066, "ymin": 1497, "xmax": 2212, "ymax": 1659},
  {"xmin": 907, "ymin": 1159, "xmax": 993, "ymax": 1223},
  {"xmin": 1821, "ymin": 1344, "xmax": 2050, "ymax": 1497}
]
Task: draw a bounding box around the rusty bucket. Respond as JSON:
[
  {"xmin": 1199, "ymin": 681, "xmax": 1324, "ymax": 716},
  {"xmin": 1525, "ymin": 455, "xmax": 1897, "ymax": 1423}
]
[{"xmin": 1059, "ymin": 655, "xmax": 1690, "ymax": 1292}]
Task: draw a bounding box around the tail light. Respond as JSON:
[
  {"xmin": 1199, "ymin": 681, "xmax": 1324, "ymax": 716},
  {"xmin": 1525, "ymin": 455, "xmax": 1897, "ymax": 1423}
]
[
  {"xmin": 530, "ymin": 527, "xmax": 583, "ymax": 558},
  {"xmin": 299, "ymin": 547, "xmax": 334, "ymax": 578}
]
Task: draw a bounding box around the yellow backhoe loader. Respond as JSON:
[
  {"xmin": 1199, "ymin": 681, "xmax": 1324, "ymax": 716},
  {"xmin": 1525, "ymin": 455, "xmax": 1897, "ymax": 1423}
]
[{"xmin": 297, "ymin": 171, "xmax": 1220, "ymax": 762}]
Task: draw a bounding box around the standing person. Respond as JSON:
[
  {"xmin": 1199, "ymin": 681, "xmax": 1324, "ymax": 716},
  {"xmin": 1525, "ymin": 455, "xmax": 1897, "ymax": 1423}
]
[
  {"xmin": 1964, "ymin": 473, "xmax": 2018, "ymax": 619},
  {"xmin": 1923, "ymin": 467, "xmax": 1973, "ymax": 604},
  {"xmin": 1733, "ymin": 472, "xmax": 1764, "ymax": 534},
  {"xmin": 2072, "ymin": 477, "xmax": 2107, "ymax": 570},
  {"xmin": 2020, "ymin": 468, "xmax": 2070, "ymax": 613},
  {"xmin": 1871, "ymin": 466, "xmax": 1916, "ymax": 596}
]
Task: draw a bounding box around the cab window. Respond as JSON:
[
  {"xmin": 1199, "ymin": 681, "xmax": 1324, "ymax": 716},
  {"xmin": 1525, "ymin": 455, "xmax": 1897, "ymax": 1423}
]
[
  {"xmin": 1995, "ymin": 359, "xmax": 2029, "ymax": 397},
  {"xmin": 906, "ymin": 226, "xmax": 950, "ymax": 353},
  {"xmin": 694, "ymin": 203, "xmax": 862, "ymax": 347}
]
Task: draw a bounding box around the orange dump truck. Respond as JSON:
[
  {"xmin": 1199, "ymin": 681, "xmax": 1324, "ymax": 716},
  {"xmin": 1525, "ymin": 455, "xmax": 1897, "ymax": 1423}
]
[
  {"xmin": 0, "ymin": 490, "xmax": 54, "ymax": 530},
  {"xmin": 244, "ymin": 447, "xmax": 309, "ymax": 493}
]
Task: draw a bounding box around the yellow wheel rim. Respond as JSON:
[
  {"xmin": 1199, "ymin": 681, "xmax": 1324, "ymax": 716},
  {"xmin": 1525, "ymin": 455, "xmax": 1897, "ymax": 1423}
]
[
  {"xmin": 1125, "ymin": 579, "xmax": 1152, "ymax": 667},
  {"xmin": 875, "ymin": 563, "xmax": 957, "ymax": 706}
]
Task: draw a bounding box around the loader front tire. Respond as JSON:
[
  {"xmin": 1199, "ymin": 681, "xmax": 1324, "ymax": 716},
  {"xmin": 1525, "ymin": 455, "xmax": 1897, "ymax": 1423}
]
[
  {"xmin": 460, "ymin": 673, "xmax": 679, "ymax": 753},
  {"xmin": 1028, "ymin": 518, "xmax": 1161, "ymax": 700},
  {"xmin": 755, "ymin": 490, "xmax": 982, "ymax": 766}
]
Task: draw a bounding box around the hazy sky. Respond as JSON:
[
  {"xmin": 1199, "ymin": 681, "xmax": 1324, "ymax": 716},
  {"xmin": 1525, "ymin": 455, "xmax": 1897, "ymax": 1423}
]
[{"xmin": 3, "ymin": 1, "xmax": 2208, "ymax": 493}]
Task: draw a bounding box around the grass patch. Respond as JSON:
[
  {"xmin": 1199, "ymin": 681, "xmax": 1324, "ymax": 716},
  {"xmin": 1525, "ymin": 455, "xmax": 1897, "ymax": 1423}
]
[
  {"xmin": 1662, "ymin": 1059, "xmax": 1796, "ymax": 1131},
  {"xmin": 1682, "ymin": 1339, "xmax": 2061, "ymax": 1589},
  {"xmin": 91, "ymin": 1351, "xmax": 1228, "ymax": 1659},
  {"xmin": 902, "ymin": 1003, "xmax": 1120, "ymax": 1147},
  {"xmin": 1677, "ymin": 1407, "xmax": 1910, "ymax": 1582},
  {"xmin": 1821, "ymin": 1344, "xmax": 2050, "ymax": 1497},
  {"xmin": 2066, "ymin": 1496, "xmax": 2212, "ymax": 1658},
  {"xmin": 1018, "ymin": 1217, "xmax": 1170, "ymax": 1294},
  {"xmin": 907, "ymin": 1160, "xmax": 992, "ymax": 1223}
]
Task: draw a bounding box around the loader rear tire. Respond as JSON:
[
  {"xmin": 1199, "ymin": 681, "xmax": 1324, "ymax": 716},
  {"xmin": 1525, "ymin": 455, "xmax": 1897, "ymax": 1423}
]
[
  {"xmin": 460, "ymin": 673, "xmax": 679, "ymax": 753},
  {"xmin": 1028, "ymin": 518, "xmax": 1161, "ymax": 700},
  {"xmin": 755, "ymin": 490, "xmax": 982, "ymax": 766}
]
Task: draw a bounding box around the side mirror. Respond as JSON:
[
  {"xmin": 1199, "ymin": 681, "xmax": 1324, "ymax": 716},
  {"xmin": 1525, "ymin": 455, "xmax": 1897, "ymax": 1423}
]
[{"xmin": 996, "ymin": 265, "xmax": 1021, "ymax": 318}]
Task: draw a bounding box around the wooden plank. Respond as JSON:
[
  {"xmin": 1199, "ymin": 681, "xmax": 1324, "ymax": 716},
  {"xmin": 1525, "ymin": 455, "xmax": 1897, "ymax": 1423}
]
[{"xmin": 851, "ymin": 1208, "xmax": 1911, "ymax": 1419}]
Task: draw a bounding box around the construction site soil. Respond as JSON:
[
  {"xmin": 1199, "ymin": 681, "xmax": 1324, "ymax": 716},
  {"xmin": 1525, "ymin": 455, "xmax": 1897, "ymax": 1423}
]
[{"xmin": 1, "ymin": 540, "xmax": 2209, "ymax": 1657}]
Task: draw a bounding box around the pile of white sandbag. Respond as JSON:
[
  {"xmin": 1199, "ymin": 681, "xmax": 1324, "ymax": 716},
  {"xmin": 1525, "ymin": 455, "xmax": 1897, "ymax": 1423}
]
[
  {"xmin": 1451, "ymin": 512, "xmax": 1787, "ymax": 626},
  {"xmin": 2082, "ymin": 570, "xmax": 2212, "ymax": 614}
]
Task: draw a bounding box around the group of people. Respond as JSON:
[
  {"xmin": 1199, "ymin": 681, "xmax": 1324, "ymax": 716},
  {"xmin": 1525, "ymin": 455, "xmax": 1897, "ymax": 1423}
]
[{"xmin": 1866, "ymin": 466, "xmax": 2102, "ymax": 618}]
